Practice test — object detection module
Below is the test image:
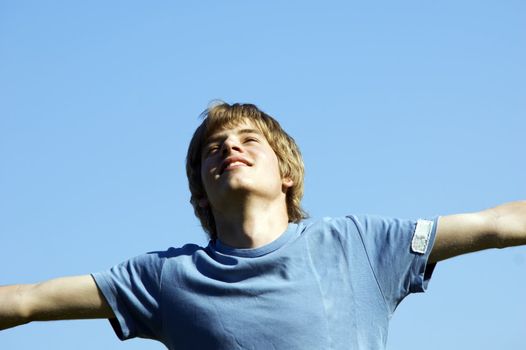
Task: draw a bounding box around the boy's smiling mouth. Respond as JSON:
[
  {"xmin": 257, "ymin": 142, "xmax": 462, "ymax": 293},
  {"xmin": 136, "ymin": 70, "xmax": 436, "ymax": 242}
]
[{"xmin": 220, "ymin": 157, "xmax": 252, "ymax": 174}]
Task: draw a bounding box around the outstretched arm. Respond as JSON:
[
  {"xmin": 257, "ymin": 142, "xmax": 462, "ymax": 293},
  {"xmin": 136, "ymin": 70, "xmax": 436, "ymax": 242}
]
[
  {"xmin": 0, "ymin": 275, "xmax": 113, "ymax": 331},
  {"xmin": 429, "ymin": 200, "xmax": 526, "ymax": 263}
]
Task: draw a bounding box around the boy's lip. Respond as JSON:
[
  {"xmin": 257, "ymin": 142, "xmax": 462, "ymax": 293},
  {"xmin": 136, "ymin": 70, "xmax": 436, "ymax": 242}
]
[{"xmin": 220, "ymin": 156, "xmax": 252, "ymax": 174}]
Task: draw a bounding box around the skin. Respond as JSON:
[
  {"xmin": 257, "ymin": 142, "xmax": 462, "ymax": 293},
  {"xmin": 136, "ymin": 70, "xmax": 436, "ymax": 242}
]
[
  {"xmin": 199, "ymin": 120, "xmax": 293, "ymax": 248},
  {"xmin": 430, "ymin": 201, "xmax": 526, "ymax": 263},
  {"xmin": 0, "ymin": 276, "xmax": 112, "ymax": 331},
  {"xmin": 0, "ymin": 119, "xmax": 525, "ymax": 332}
]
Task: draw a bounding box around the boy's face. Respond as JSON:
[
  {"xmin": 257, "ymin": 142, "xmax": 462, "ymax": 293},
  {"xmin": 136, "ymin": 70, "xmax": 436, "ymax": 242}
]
[{"xmin": 199, "ymin": 120, "xmax": 293, "ymax": 210}]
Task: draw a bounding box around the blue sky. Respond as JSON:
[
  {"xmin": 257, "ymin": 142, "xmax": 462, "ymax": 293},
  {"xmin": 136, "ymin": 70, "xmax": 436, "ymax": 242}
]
[{"xmin": 1, "ymin": 1, "xmax": 525, "ymax": 349}]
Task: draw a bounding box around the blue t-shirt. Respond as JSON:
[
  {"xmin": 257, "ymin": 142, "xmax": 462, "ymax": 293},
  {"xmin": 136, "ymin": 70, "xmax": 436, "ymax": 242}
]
[{"xmin": 92, "ymin": 215, "xmax": 438, "ymax": 350}]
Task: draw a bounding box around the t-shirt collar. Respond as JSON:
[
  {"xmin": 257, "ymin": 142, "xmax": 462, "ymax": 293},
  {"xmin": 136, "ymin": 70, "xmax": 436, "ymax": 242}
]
[{"xmin": 211, "ymin": 222, "xmax": 300, "ymax": 258}]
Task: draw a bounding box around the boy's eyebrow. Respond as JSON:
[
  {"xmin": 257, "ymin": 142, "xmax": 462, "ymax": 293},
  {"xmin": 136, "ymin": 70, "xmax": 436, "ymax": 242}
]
[
  {"xmin": 205, "ymin": 128, "xmax": 263, "ymax": 144},
  {"xmin": 237, "ymin": 128, "xmax": 263, "ymax": 136}
]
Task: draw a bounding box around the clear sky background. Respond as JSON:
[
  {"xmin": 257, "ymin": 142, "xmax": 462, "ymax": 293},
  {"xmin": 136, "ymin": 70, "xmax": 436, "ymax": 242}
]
[{"xmin": 1, "ymin": 1, "xmax": 525, "ymax": 349}]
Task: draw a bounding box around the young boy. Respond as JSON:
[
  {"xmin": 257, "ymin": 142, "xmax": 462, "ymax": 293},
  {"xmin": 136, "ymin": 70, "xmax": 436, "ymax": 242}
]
[{"xmin": 1, "ymin": 102, "xmax": 525, "ymax": 349}]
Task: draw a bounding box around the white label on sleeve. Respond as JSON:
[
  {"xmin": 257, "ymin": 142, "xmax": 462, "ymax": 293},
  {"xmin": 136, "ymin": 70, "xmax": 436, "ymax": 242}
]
[{"xmin": 411, "ymin": 219, "xmax": 433, "ymax": 254}]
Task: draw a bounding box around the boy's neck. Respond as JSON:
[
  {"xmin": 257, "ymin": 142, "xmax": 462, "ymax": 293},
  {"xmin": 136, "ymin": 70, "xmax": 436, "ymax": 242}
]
[{"xmin": 213, "ymin": 197, "xmax": 290, "ymax": 249}]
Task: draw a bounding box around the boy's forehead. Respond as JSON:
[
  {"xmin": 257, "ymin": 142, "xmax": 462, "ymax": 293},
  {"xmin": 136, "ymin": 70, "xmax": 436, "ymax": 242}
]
[{"xmin": 205, "ymin": 119, "xmax": 263, "ymax": 140}]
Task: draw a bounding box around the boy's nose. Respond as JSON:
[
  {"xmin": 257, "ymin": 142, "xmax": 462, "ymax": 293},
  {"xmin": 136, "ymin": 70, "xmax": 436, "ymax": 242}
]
[{"xmin": 221, "ymin": 139, "xmax": 242, "ymax": 156}]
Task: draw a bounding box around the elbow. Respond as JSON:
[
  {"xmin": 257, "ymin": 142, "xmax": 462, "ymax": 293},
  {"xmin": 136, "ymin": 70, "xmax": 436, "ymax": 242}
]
[
  {"xmin": 491, "ymin": 230, "xmax": 507, "ymax": 250},
  {"xmin": 15, "ymin": 284, "xmax": 36, "ymax": 324},
  {"xmin": 483, "ymin": 207, "xmax": 508, "ymax": 250},
  {"xmin": 0, "ymin": 284, "xmax": 33, "ymax": 331},
  {"xmin": 487, "ymin": 203, "xmax": 526, "ymax": 249}
]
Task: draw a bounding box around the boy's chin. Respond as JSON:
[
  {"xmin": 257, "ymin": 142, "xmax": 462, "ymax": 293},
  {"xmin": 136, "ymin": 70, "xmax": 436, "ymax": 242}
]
[{"xmin": 220, "ymin": 175, "xmax": 254, "ymax": 190}]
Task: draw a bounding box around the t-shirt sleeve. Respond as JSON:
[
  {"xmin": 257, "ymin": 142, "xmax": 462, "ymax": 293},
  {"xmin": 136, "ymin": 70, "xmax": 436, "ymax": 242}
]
[
  {"xmin": 348, "ymin": 215, "xmax": 439, "ymax": 314},
  {"xmin": 91, "ymin": 252, "xmax": 165, "ymax": 341}
]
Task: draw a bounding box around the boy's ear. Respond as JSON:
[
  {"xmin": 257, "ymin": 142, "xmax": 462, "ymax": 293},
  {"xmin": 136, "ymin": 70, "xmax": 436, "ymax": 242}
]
[
  {"xmin": 282, "ymin": 177, "xmax": 294, "ymax": 189},
  {"xmin": 198, "ymin": 198, "xmax": 209, "ymax": 208}
]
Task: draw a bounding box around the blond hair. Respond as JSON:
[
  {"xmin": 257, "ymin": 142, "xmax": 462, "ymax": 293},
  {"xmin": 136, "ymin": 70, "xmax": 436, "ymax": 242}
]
[{"xmin": 186, "ymin": 102, "xmax": 307, "ymax": 240}]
